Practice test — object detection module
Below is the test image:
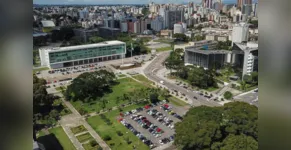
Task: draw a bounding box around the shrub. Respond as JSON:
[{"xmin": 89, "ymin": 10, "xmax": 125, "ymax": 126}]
[
  {"xmin": 97, "ymin": 147, "xmax": 103, "ymax": 150},
  {"xmin": 103, "ymin": 135, "xmax": 111, "ymax": 141},
  {"xmin": 223, "ymin": 91, "xmax": 233, "ymax": 100},
  {"xmin": 90, "ymin": 140, "xmax": 98, "ymax": 147},
  {"xmin": 221, "ymin": 98, "xmax": 224, "ymax": 101},
  {"xmin": 78, "ymin": 108, "xmax": 87, "ymax": 115},
  {"xmin": 116, "ymin": 131, "xmax": 123, "ymax": 136}
]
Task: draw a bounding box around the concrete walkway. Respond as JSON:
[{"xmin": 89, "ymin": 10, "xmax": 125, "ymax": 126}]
[{"xmin": 54, "ymin": 93, "xmax": 111, "ymax": 150}]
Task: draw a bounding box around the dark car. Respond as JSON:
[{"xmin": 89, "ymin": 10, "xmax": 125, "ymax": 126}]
[
  {"xmin": 193, "ymin": 96, "xmax": 197, "ymax": 99},
  {"xmin": 176, "ymin": 115, "xmax": 183, "ymax": 120}
]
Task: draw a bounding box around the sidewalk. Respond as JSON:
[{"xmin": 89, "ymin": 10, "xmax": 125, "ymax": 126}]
[{"xmin": 56, "ymin": 93, "xmax": 111, "ymax": 150}]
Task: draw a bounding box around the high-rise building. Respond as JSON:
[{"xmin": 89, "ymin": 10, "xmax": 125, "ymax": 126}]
[
  {"xmin": 151, "ymin": 16, "xmax": 163, "ymax": 32},
  {"xmin": 134, "ymin": 21, "xmax": 141, "ymax": 33},
  {"xmin": 232, "ymin": 22, "xmax": 249, "ymax": 44},
  {"xmin": 237, "ymin": 0, "xmax": 252, "ymax": 9},
  {"xmin": 252, "ymin": 3, "xmax": 258, "ymax": 17},
  {"xmin": 127, "ymin": 21, "xmax": 134, "ymax": 33},
  {"xmin": 174, "ymin": 23, "xmax": 183, "ymax": 34},
  {"xmin": 164, "ymin": 10, "xmax": 184, "ymax": 29},
  {"xmin": 242, "ymin": 4, "xmax": 252, "ymax": 16},
  {"xmin": 120, "ymin": 21, "xmax": 128, "ymax": 32}
]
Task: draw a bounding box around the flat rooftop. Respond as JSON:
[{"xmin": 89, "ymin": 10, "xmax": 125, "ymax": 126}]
[
  {"xmin": 40, "ymin": 40, "xmax": 125, "ymax": 52},
  {"xmin": 185, "ymin": 49, "xmax": 231, "ymax": 55},
  {"xmin": 234, "ymin": 42, "xmax": 258, "ymax": 51}
]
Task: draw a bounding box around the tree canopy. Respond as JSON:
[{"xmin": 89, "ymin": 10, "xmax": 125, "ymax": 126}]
[
  {"xmin": 64, "ymin": 70, "xmax": 116, "ymax": 102},
  {"xmin": 174, "ymin": 102, "xmax": 258, "ymax": 150},
  {"xmin": 164, "ymin": 51, "xmax": 184, "ymax": 73},
  {"xmin": 173, "ymin": 33, "xmax": 189, "ymax": 42},
  {"xmin": 223, "ymin": 91, "xmax": 233, "ymax": 100},
  {"xmin": 33, "ymin": 74, "xmax": 64, "ymax": 129}
]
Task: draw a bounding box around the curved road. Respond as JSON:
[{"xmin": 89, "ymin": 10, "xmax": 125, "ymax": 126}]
[{"xmin": 144, "ymin": 51, "xmax": 221, "ymax": 107}]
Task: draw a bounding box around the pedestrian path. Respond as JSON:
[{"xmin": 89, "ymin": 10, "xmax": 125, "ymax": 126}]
[{"xmin": 55, "ymin": 93, "xmax": 111, "ymax": 150}]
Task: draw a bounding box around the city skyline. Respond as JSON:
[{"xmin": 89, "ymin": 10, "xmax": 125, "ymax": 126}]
[{"xmin": 33, "ymin": 0, "xmax": 257, "ymax": 5}]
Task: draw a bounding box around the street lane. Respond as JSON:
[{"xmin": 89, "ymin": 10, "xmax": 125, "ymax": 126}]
[{"xmin": 144, "ymin": 51, "xmax": 221, "ymax": 107}]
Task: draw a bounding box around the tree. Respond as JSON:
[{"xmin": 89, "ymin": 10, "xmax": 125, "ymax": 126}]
[
  {"xmin": 219, "ymin": 134, "xmax": 258, "ymax": 150},
  {"xmin": 64, "ymin": 70, "xmax": 116, "ymax": 102},
  {"xmin": 164, "ymin": 51, "xmax": 184, "ymax": 73},
  {"xmin": 173, "ymin": 33, "xmax": 189, "ymax": 42},
  {"xmin": 194, "ymin": 35, "xmax": 204, "ymax": 41},
  {"xmin": 174, "ymin": 48, "xmax": 184, "ymax": 55},
  {"xmin": 174, "ymin": 102, "xmax": 258, "ymax": 150},
  {"xmin": 243, "ymin": 74, "xmax": 253, "ymax": 84},
  {"xmin": 224, "ymin": 91, "xmax": 233, "ymax": 100},
  {"xmin": 250, "ymin": 72, "xmax": 258, "ymax": 85},
  {"xmin": 149, "ymin": 93, "xmax": 159, "ymax": 103}
]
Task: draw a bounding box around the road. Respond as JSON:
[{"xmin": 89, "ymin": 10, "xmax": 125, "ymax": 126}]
[
  {"xmin": 233, "ymin": 89, "xmax": 258, "ymax": 107},
  {"xmin": 144, "ymin": 51, "xmax": 221, "ymax": 107}
]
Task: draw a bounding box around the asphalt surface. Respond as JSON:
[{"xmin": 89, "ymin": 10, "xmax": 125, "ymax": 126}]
[
  {"xmin": 144, "ymin": 51, "xmax": 221, "ymax": 107},
  {"xmin": 234, "ymin": 90, "xmax": 258, "ymax": 107}
]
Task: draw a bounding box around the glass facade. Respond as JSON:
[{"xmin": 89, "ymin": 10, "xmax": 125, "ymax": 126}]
[{"xmin": 49, "ymin": 44, "xmax": 125, "ymax": 64}]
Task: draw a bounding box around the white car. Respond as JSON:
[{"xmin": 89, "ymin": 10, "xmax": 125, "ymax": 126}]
[
  {"xmin": 170, "ymin": 124, "xmax": 174, "ymax": 129},
  {"xmin": 131, "ymin": 109, "xmax": 137, "ymax": 114}
]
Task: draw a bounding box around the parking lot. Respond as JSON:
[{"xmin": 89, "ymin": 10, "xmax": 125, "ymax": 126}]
[
  {"xmin": 120, "ymin": 101, "xmax": 188, "ymax": 149},
  {"xmin": 35, "ymin": 63, "xmax": 111, "ymax": 84}
]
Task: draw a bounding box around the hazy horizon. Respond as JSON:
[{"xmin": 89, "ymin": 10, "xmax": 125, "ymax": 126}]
[{"xmin": 33, "ymin": 0, "xmax": 257, "ymax": 5}]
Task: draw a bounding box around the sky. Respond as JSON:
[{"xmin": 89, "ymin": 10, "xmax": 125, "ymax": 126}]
[{"xmin": 33, "ymin": 0, "xmax": 244, "ymax": 5}]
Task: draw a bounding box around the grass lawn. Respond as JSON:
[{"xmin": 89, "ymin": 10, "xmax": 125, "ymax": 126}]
[
  {"xmin": 168, "ymin": 96, "xmax": 189, "ymax": 106},
  {"xmin": 82, "ymin": 141, "xmax": 100, "ymax": 150},
  {"xmin": 33, "ymin": 67, "xmax": 49, "ymax": 73},
  {"xmin": 76, "ymin": 132, "xmax": 94, "ymax": 143},
  {"xmin": 87, "ymin": 102, "xmax": 150, "ymax": 150},
  {"xmin": 36, "ymin": 127, "xmax": 76, "ymax": 150},
  {"xmin": 55, "ymin": 86, "xmax": 66, "ymax": 91},
  {"xmin": 118, "ymin": 74, "xmax": 127, "ymax": 78},
  {"xmin": 36, "ymin": 130, "xmax": 46, "ymax": 138},
  {"xmin": 156, "ymin": 46, "xmax": 172, "ymax": 52},
  {"xmin": 205, "ymin": 87, "xmax": 219, "ymax": 92},
  {"xmin": 71, "ymin": 125, "xmax": 87, "ymax": 135},
  {"xmin": 153, "ymin": 39, "xmax": 173, "ymax": 44},
  {"xmin": 71, "ymin": 78, "xmax": 147, "ymax": 114},
  {"xmin": 132, "ymin": 74, "xmax": 153, "ymax": 86}
]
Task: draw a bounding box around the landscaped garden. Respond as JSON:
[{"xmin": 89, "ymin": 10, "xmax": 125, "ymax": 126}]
[
  {"xmin": 71, "ymin": 125, "xmax": 87, "ymax": 135},
  {"xmin": 83, "ymin": 141, "xmax": 102, "ymax": 150},
  {"xmin": 37, "ymin": 127, "xmax": 76, "ymax": 150},
  {"xmin": 76, "ymin": 132, "xmax": 94, "ymax": 143},
  {"xmin": 87, "ymin": 102, "xmax": 150, "ymax": 150}
]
